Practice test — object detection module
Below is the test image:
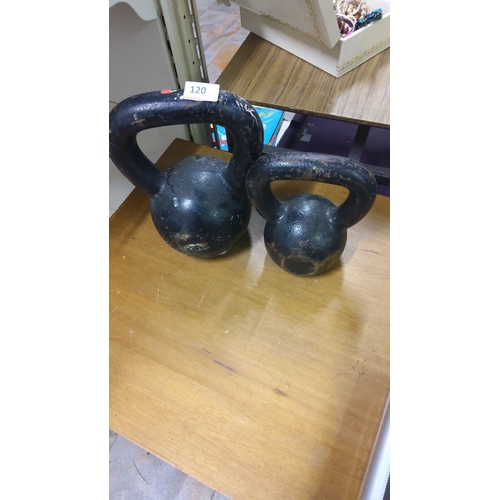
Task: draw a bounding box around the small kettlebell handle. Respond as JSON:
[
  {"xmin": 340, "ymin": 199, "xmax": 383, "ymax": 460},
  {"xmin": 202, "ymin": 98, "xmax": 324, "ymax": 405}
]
[
  {"xmin": 246, "ymin": 153, "xmax": 377, "ymax": 229},
  {"xmin": 109, "ymin": 89, "xmax": 263, "ymax": 195}
]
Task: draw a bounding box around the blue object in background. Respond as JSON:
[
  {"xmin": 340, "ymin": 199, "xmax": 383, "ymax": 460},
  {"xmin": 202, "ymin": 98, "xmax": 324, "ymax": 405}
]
[{"xmin": 217, "ymin": 106, "xmax": 284, "ymax": 151}]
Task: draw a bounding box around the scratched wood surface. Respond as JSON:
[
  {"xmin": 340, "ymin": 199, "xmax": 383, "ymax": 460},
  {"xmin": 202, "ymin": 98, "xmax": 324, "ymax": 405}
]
[
  {"xmin": 216, "ymin": 33, "xmax": 390, "ymax": 129},
  {"xmin": 109, "ymin": 139, "xmax": 390, "ymax": 500}
]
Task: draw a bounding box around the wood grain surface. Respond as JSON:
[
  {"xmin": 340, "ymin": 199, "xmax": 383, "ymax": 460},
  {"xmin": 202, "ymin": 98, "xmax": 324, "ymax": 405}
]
[
  {"xmin": 216, "ymin": 33, "xmax": 390, "ymax": 128},
  {"xmin": 109, "ymin": 139, "xmax": 390, "ymax": 500}
]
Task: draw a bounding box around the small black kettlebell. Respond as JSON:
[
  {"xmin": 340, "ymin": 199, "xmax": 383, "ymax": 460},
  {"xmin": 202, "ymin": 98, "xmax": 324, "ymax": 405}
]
[
  {"xmin": 246, "ymin": 153, "xmax": 377, "ymax": 276},
  {"xmin": 109, "ymin": 89, "xmax": 263, "ymax": 258}
]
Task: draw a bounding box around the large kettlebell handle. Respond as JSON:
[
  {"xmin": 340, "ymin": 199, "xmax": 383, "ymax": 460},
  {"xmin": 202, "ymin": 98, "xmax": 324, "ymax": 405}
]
[
  {"xmin": 109, "ymin": 89, "xmax": 263, "ymax": 195},
  {"xmin": 246, "ymin": 153, "xmax": 377, "ymax": 229}
]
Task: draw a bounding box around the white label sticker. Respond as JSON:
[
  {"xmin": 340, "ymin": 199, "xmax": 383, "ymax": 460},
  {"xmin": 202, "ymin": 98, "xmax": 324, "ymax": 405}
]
[{"xmin": 182, "ymin": 82, "xmax": 220, "ymax": 102}]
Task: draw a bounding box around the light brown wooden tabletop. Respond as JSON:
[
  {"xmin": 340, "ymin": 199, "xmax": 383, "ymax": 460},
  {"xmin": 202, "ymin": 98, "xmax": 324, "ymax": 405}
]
[
  {"xmin": 109, "ymin": 138, "xmax": 390, "ymax": 500},
  {"xmin": 216, "ymin": 33, "xmax": 390, "ymax": 129}
]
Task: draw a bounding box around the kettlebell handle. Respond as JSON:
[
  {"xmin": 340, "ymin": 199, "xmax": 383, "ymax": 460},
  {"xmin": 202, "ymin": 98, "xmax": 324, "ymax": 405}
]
[
  {"xmin": 246, "ymin": 153, "xmax": 377, "ymax": 229},
  {"xmin": 109, "ymin": 89, "xmax": 263, "ymax": 195}
]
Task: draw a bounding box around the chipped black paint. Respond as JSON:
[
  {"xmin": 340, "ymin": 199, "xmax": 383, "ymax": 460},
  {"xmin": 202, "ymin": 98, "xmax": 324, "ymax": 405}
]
[
  {"xmin": 109, "ymin": 89, "xmax": 263, "ymax": 258},
  {"xmin": 246, "ymin": 153, "xmax": 377, "ymax": 276}
]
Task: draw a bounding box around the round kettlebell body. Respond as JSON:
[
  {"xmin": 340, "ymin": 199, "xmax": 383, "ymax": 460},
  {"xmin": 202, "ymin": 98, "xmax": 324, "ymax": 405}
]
[
  {"xmin": 246, "ymin": 153, "xmax": 377, "ymax": 276},
  {"xmin": 151, "ymin": 155, "xmax": 251, "ymax": 257},
  {"xmin": 109, "ymin": 89, "xmax": 263, "ymax": 258},
  {"xmin": 264, "ymin": 194, "xmax": 347, "ymax": 276}
]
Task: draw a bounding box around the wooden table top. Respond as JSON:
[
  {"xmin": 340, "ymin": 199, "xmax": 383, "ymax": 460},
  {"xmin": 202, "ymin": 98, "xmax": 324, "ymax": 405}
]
[
  {"xmin": 109, "ymin": 138, "xmax": 390, "ymax": 500},
  {"xmin": 216, "ymin": 33, "xmax": 390, "ymax": 129}
]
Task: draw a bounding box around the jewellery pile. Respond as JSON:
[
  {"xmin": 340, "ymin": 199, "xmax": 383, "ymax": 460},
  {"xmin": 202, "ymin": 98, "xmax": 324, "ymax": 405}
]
[
  {"xmin": 355, "ymin": 8, "xmax": 383, "ymax": 30},
  {"xmin": 335, "ymin": 0, "xmax": 367, "ymax": 22},
  {"xmin": 334, "ymin": 1, "xmax": 383, "ymax": 38},
  {"xmin": 336, "ymin": 14, "xmax": 355, "ymax": 37}
]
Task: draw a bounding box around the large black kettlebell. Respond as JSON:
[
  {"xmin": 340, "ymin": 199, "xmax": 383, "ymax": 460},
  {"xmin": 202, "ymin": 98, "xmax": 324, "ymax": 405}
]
[
  {"xmin": 109, "ymin": 89, "xmax": 263, "ymax": 258},
  {"xmin": 246, "ymin": 153, "xmax": 377, "ymax": 276}
]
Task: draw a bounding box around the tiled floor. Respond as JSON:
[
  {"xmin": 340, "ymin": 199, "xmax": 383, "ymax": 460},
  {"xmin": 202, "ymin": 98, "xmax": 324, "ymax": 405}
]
[
  {"xmin": 109, "ymin": 2, "xmax": 245, "ymax": 499},
  {"xmin": 195, "ymin": 0, "xmax": 249, "ymax": 83},
  {"xmin": 109, "ymin": 430, "xmax": 230, "ymax": 500}
]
